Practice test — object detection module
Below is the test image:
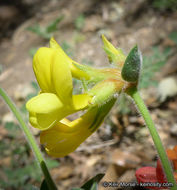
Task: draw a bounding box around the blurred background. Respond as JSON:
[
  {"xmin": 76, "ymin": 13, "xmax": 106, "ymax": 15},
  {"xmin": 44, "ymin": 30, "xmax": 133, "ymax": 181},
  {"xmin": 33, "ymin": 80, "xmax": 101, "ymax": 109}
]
[{"xmin": 0, "ymin": 0, "xmax": 177, "ymax": 189}]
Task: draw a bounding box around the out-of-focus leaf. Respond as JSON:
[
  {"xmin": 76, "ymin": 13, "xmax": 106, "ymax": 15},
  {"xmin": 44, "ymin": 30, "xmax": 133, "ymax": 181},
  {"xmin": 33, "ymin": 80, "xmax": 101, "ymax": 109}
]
[
  {"xmin": 74, "ymin": 14, "xmax": 85, "ymax": 30},
  {"xmin": 139, "ymin": 47, "xmax": 172, "ymax": 89},
  {"xmin": 81, "ymin": 173, "xmax": 105, "ymax": 190},
  {"xmin": 46, "ymin": 15, "xmax": 64, "ymax": 33},
  {"xmin": 45, "ymin": 158, "xmax": 60, "ymax": 168},
  {"xmin": 169, "ymin": 31, "xmax": 177, "ymax": 45},
  {"xmin": 31, "ymin": 186, "xmax": 40, "ymax": 190},
  {"xmin": 40, "ymin": 180, "xmax": 49, "ymax": 190},
  {"xmin": 26, "ymin": 16, "xmax": 64, "ymax": 39}
]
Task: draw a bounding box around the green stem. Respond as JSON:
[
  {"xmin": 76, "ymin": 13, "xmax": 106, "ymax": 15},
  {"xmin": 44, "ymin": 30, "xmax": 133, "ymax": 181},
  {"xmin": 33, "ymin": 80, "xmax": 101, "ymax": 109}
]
[
  {"xmin": 82, "ymin": 79, "xmax": 88, "ymax": 92},
  {"xmin": 0, "ymin": 87, "xmax": 57, "ymax": 190},
  {"xmin": 127, "ymin": 87, "xmax": 177, "ymax": 190}
]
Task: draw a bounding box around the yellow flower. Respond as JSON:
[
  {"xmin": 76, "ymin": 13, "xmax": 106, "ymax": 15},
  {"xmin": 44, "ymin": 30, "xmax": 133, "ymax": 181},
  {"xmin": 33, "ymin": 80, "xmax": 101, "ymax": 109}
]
[
  {"xmin": 26, "ymin": 45, "xmax": 92, "ymax": 131},
  {"xmin": 26, "ymin": 37, "xmax": 126, "ymax": 157},
  {"xmin": 40, "ymin": 98, "xmax": 116, "ymax": 157}
]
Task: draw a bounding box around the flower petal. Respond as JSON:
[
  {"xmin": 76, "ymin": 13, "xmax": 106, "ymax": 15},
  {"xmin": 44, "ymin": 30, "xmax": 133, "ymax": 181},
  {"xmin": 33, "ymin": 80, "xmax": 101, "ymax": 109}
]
[
  {"xmin": 40, "ymin": 108, "xmax": 97, "ymax": 157},
  {"xmin": 33, "ymin": 47, "xmax": 55, "ymax": 93},
  {"xmin": 51, "ymin": 50, "xmax": 73, "ymax": 105},
  {"xmin": 40, "ymin": 98, "xmax": 116, "ymax": 157},
  {"xmin": 26, "ymin": 93, "xmax": 70, "ymax": 130},
  {"xmin": 50, "ymin": 37, "xmax": 90, "ymax": 80},
  {"xmin": 135, "ymin": 167, "xmax": 164, "ymax": 189},
  {"xmin": 72, "ymin": 93, "xmax": 92, "ymax": 110},
  {"xmin": 156, "ymin": 159, "xmax": 167, "ymax": 183},
  {"xmin": 26, "ymin": 93, "xmax": 63, "ymax": 114}
]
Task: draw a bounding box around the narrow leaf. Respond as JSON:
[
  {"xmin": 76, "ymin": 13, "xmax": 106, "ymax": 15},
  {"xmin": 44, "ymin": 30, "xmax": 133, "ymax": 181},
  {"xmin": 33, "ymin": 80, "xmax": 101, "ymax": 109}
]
[
  {"xmin": 40, "ymin": 180, "xmax": 49, "ymax": 190},
  {"xmin": 81, "ymin": 173, "xmax": 105, "ymax": 190}
]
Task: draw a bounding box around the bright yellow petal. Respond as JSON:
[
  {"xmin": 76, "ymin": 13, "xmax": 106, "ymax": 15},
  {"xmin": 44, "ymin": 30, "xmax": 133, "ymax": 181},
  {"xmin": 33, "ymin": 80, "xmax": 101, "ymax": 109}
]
[
  {"xmin": 35, "ymin": 112, "xmax": 60, "ymax": 130},
  {"xmin": 26, "ymin": 93, "xmax": 68, "ymax": 130},
  {"xmin": 40, "ymin": 98, "xmax": 116, "ymax": 157},
  {"xmin": 50, "ymin": 38, "xmax": 90, "ymax": 80},
  {"xmin": 26, "ymin": 93, "xmax": 63, "ymax": 114},
  {"xmin": 33, "ymin": 47, "xmax": 55, "ymax": 93},
  {"xmin": 40, "ymin": 108, "xmax": 97, "ymax": 157},
  {"xmin": 72, "ymin": 93, "xmax": 92, "ymax": 110},
  {"xmin": 50, "ymin": 37, "xmax": 62, "ymax": 50},
  {"xmin": 29, "ymin": 112, "xmax": 38, "ymax": 128},
  {"xmin": 51, "ymin": 51, "xmax": 73, "ymax": 105}
]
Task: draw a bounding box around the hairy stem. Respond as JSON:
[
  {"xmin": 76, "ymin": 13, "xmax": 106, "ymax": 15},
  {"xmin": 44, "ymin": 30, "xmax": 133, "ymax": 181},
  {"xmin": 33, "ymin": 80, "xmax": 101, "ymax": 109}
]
[
  {"xmin": 0, "ymin": 87, "xmax": 57, "ymax": 190},
  {"xmin": 127, "ymin": 87, "xmax": 177, "ymax": 190}
]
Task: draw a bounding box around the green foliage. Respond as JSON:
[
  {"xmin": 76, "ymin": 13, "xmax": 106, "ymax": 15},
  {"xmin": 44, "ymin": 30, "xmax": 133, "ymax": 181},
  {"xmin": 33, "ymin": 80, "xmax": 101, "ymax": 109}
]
[
  {"xmin": 4, "ymin": 122, "xmax": 21, "ymax": 138},
  {"xmin": 40, "ymin": 180, "xmax": 49, "ymax": 190},
  {"xmin": 82, "ymin": 58, "xmax": 95, "ymax": 66},
  {"xmin": 0, "ymin": 81, "xmax": 59, "ymax": 189},
  {"xmin": 118, "ymin": 35, "xmax": 175, "ymax": 114},
  {"xmin": 29, "ymin": 47, "xmax": 38, "ymax": 57},
  {"xmin": 74, "ymin": 14, "xmax": 85, "ymax": 30},
  {"xmin": 27, "ymin": 16, "xmax": 64, "ymax": 39},
  {"xmin": 0, "ymin": 136, "xmax": 59, "ymax": 189},
  {"xmin": 81, "ymin": 173, "xmax": 104, "ymax": 190},
  {"xmin": 139, "ymin": 46, "xmax": 172, "ymax": 89},
  {"xmin": 26, "ymin": 81, "xmax": 40, "ymax": 100},
  {"xmin": 61, "ymin": 41, "xmax": 73, "ymax": 57},
  {"xmin": 121, "ymin": 45, "xmax": 141, "ymax": 82},
  {"xmin": 45, "ymin": 158, "xmax": 59, "ymax": 168},
  {"xmin": 169, "ymin": 31, "xmax": 177, "ymax": 45},
  {"xmin": 18, "ymin": 81, "xmax": 39, "ymax": 122},
  {"xmin": 1, "ymin": 162, "xmax": 41, "ymax": 188},
  {"xmin": 152, "ymin": 0, "xmax": 177, "ymax": 11},
  {"xmin": 71, "ymin": 174, "xmax": 104, "ymax": 190}
]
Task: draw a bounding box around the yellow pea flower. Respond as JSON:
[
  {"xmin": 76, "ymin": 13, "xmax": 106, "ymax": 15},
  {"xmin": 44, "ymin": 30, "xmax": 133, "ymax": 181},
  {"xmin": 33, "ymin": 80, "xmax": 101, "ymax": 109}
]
[
  {"xmin": 26, "ymin": 36, "xmax": 126, "ymax": 157},
  {"xmin": 40, "ymin": 98, "xmax": 116, "ymax": 157},
  {"xmin": 26, "ymin": 47, "xmax": 92, "ymax": 130}
]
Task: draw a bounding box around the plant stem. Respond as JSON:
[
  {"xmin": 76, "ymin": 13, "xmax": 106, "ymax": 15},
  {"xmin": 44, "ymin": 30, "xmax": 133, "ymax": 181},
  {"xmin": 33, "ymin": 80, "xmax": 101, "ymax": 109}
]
[
  {"xmin": 0, "ymin": 87, "xmax": 57, "ymax": 190},
  {"xmin": 127, "ymin": 86, "xmax": 177, "ymax": 190}
]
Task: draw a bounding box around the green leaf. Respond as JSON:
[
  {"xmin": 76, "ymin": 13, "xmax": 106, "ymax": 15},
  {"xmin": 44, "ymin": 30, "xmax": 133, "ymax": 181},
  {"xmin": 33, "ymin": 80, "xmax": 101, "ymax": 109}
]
[
  {"xmin": 74, "ymin": 14, "xmax": 85, "ymax": 30},
  {"xmin": 169, "ymin": 31, "xmax": 177, "ymax": 45},
  {"xmin": 121, "ymin": 45, "xmax": 142, "ymax": 82},
  {"xmin": 45, "ymin": 158, "xmax": 60, "ymax": 169},
  {"xmin": 81, "ymin": 173, "xmax": 105, "ymax": 190},
  {"xmin": 46, "ymin": 15, "xmax": 64, "ymax": 33},
  {"xmin": 40, "ymin": 180, "xmax": 49, "ymax": 190},
  {"xmin": 31, "ymin": 186, "xmax": 40, "ymax": 190},
  {"xmin": 29, "ymin": 48, "xmax": 38, "ymax": 57},
  {"xmin": 139, "ymin": 47, "xmax": 171, "ymax": 89}
]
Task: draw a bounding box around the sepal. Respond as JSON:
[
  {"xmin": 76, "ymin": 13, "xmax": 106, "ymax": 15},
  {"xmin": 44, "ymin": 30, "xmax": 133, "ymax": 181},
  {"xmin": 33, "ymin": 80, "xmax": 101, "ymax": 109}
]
[{"xmin": 102, "ymin": 35, "xmax": 126, "ymax": 67}]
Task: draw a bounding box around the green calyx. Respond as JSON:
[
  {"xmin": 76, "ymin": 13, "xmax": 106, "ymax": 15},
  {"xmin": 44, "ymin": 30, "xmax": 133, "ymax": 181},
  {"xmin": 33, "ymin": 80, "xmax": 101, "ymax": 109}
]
[
  {"xmin": 89, "ymin": 81, "xmax": 117, "ymax": 106},
  {"xmin": 102, "ymin": 34, "xmax": 126, "ymax": 67},
  {"xmin": 121, "ymin": 45, "xmax": 142, "ymax": 83}
]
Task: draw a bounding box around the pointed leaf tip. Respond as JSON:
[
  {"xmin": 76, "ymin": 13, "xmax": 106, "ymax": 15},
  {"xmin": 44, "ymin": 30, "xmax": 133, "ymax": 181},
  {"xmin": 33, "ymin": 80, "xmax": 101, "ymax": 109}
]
[{"xmin": 121, "ymin": 45, "xmax": 142, "ymax": 83}]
